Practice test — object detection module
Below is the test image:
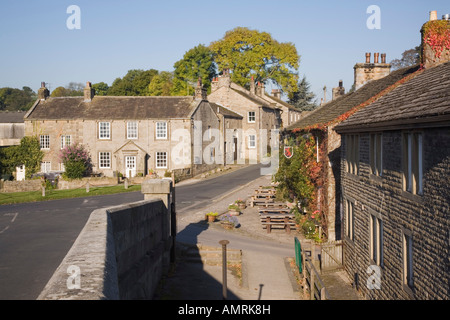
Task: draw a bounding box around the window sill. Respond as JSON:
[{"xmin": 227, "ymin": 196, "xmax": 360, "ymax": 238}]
[
  {"xmin": 402, "ymin": 283, "xmax": 415, "ymax": 298},
  {"xmin": 400, "ymin": 190, "xmax": 423, "ymax": 204}
]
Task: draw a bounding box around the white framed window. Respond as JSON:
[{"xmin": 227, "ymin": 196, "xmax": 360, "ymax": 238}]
[
  {"xmin": 370, "ymin": 133, "xmax": 382, "ymax": 176},
  {"xmin": 99, "ymin": 152, "xmax": 111, "ymax": 169},
  {"xmin": 99, "ymin": 122, "xmax": 111, "ymax": 139},
  {"xmin": 41, "ymin": 161, "xmax": 51, "ymax": 173},
  {"xmin": 156, "ymin": 152, "xmax": 168, "ymax": 168},
  {"xmin": 248, "ymin": 111, "xmax": 256, "ymax": 123},
  {"xmin": 156, "ymin": 121, "xmax": 167, "ymax": 139},
  {"xmin": 402, "ymin": 229, "xmax": 413, "ymax": 291},
  {"xmin": 403, "ymin": 132, "xmax": 423, "ymax": 195},
  {"xmin": 248, "ymin": 134, "xmax": 256, "ymax": 148},
  {"xmin": 61, "ymin": 135, "xmax": 71, "ymax": 149},
  {"xmin": 345, "ymin": 198, "xmax": 354, "ymax": 242},
  {"xmin": 127, "ymin": 121, "xmax": 138, "ymax": 139},
  {"xmin": 40, "ymin": 135, "xmax": 50, "ymax": 149},
  {"xmin": 370, "ymin": 213, "xmax": 383, "ymax": 266}
]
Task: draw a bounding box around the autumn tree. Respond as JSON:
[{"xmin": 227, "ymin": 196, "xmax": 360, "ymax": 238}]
[
  {"xmin": 171, "ymin": 44, "xmax": 216, "ymax": 96},
  {"xmin": 210, "ymin": 27, "xmax": 300, "ymax": 93}
]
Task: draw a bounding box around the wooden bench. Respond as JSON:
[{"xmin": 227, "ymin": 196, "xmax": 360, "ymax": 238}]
[
  {"xmin": 258, "ymin": 208, "xmax": 291, "ymax": 214},
  {"xmin": 260, "ymin": 214, "xmax": 296, "ymax": 234}
]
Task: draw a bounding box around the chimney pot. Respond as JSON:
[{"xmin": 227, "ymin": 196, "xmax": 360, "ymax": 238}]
[
  {"xmin": 381, "ymin": 53, "xmax": 386, "ymax": 64},
  {"xmin": 365, "ymin": 52, "xmax": 371, "ymax": 63},
  {"xmin": 429, "ymin": 10, "xmax": 438, "ymax": 21},
  {"xmin": 374, "ymin": 53, "xmax": 379, "ymax": 64},
  {"xmin": 41, "ymin": 82, "xmax": 46, "ymax": 88}
]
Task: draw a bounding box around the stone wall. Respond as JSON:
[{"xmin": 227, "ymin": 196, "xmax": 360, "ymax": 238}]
[
  {"xmin": 38, "ymin": 179, "xmax": 175, "ymax": 300},
  {"xmin": 0, "ymin": 179, "xmax": 42, "ymax": 193},
  {"xmin": 341, "ymin": 128, "xmax": 450, "ymax": 300}
]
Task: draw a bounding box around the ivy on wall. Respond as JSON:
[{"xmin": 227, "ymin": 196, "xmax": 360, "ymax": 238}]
[{"xmin": 422, "ymin": 20, "xmax": 450, "ymax": 59}]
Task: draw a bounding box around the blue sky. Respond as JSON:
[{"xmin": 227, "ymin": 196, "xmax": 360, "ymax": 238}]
[{"xmin": 0, "ymin": 0, "xmax": 448, "ymax": 102}]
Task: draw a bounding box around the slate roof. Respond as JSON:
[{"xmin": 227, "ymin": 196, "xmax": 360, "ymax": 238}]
[
  {"xmin": 229, "ymin": 83, "xmax": 277, "ymax": 110},
  {"xmin": 25, "ymin": 96, "xmax": 200, "ymax": 120},
  {"xmin": 286, "ymin": 64, "xmax": 420, "ymax": 131},
  {"xmin": 210, "ymin": 102, "xmax": 243, "ymax": 119},
  {"xmin": 0, "ymin": 111, "xmax": 26, "ymax": 123},
  {"xmin": 335, "ymin": 61, "xmax": 450, "ymax": 132}
]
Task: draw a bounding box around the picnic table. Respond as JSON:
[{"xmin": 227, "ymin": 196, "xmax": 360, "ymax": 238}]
[{"xmin": 260, "ymin": 213, "xmax": 296, "ymax": 234}]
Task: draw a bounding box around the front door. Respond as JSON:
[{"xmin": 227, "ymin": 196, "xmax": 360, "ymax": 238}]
[{"xmin": 125, "ymin": 156, "xmax": 136, "ymax": 178}]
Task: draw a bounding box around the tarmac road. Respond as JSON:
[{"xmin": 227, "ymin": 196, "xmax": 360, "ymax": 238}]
[{"xmin": 0, "ymin": 164, "xmax": 264, "ymax": 300}]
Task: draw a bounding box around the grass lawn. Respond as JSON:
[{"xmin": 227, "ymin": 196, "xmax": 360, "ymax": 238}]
[{"xmin": 0, "ymin": 184, "xmax": 141, "ymax": 205}]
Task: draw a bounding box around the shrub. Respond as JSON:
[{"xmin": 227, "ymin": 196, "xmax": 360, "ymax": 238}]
[{"xmin": 59, "ymin": 144, "xmax": 92, "ymax": 179}]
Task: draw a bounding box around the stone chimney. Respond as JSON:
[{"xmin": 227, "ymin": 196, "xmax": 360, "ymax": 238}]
[
  {"xmin": 256, "ymin": 81, "xmax": 265, "ymax": 97},
  {"xmin": 211, "ymin": 77, "xmax": 219, "ymax": 93},
  {"xmin": 249, "ymin": 76, "xmax": 256, "ymax": 95},
  {"xmin": 332, "ymin": 80, "xmax": 345, "ymax": 100},
  {"xmin": 217, "ymin": 68, "xmax": 232, "ymax": 89},
  {"xmin": 420, "ymin": 10, "xmax": 450, "ymax": 69},
  {"xmin": 84, "ymin": 81, "xmax": 95, "ymax": 102},
  {"xmin": 271, "ymin": 89, "xmax": 282, "ymax": 99},
  {"xmin": 194, "ymin": 77, "xmax": 207, "ymax": 100},
  {"xmin": 38, "ymin": 82, "xmax": 50, "ymax": 100},
  {"xmin": 353, "ymin": 52, "xmax": 391, "ymax": 90}
]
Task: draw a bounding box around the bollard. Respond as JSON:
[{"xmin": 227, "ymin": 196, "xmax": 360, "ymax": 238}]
[
  {"xmin": 219, "ymin": 240, "xmax": 229, "ymax": 300},
  {"xmin": 124, "ymin": 178, "xmax": 128, "ymax": 189},
  {"xmin": 42, "ymin": 186, "xmax": 45, "ymax": 197},
  {"xmin": 86, "ymin": 181, "xmax": 90, "ymax": 193}
]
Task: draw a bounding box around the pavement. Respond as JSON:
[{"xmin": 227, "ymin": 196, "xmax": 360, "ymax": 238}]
[{"xmin": 154, "ymin": 166, "xmax": 362, "ymax": 301}]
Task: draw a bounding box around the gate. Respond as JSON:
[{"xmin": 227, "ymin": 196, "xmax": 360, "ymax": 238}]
[{"xmin": 321, "ymin": 240, "xmax": 343, "ymax": 272}]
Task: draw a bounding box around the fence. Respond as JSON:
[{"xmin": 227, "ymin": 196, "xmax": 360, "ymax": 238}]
[
  {"xmin": 321, "ymin": 240, "xmax": 343, "ymax": 272},
  {"xmin": 294, "ymin": 237, "xmax": 331, "ymax": 300}
]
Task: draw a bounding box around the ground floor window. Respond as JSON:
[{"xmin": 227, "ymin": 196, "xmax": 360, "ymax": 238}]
[
  {"xmin": 156, "ymin": 152, "xmax": 167, "ymax": 169},
  {"xmin": 99, "ymin": 152, "xmax": 111, "ymax": 169}
]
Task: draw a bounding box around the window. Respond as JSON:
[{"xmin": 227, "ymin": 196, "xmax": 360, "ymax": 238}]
[
  {"xmin": 156, "ymin": 122, "xmax": 167, "ymax": 139},
  {"xmin": 41, "ymin": 161, "xmax": 51, "ymax": 173},
  {"xmin": 403, "ymin": 132, "xmax": 423, "ymax": 195},
  {"xmin": 248, "ymin": 111, "xmax": 256, "ymax": 123},
  {"xmin": 99, "ymin": 152, "xmax": 111, "ymax": 169},
  {"xmin": 156, "ymin": 152, "xmax": 167, "ymax": 168},
  {"xmin": 248, "ymin": 134, "xmax": 256, "ymax": 148},
  {"xmin": 370, "ymin": 133, "xmax": 382, "ymax": 176},
  {"xmin": 61, "ymin": 135, "xmax": 71, "ymax": 149},
  {"xmin": 99, "ymin": 122, "xmax": 111, "ymax": 139},
  {"xmin": 402, "ymin": 229, "xmax": 413, "ymax": 290},
  {"xmin": 345, "ymin": 199, "xmax": 354, "ymax": 241},
  {"xmin": 40, "ymin": 135, "xmax": 50, "ymax": 149},
  {"xmin": 60, "ymin": 163, "xmax": 65, "ymax": 172},
  {"xmin": 346, "ymin": 134, "xmax": 359, "ymax": 175},
  {"xmin": 370, "ymin": 213, "xmax": 383, "ymax": 266},
  {"xmin": 127, "ymin": 121, "xmax": 138, "ymax": 139}
]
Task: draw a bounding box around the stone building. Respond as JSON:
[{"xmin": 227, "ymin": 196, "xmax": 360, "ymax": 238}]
[
  {"xmin": 24, "ymin": 80, "xmax": 221, "ymax": 179},
  {"xmin": 334, "ymin": 14, "xmax": 450, "ymax": 299},
  {"xmin": 284, "ymin": 55, "xmax": 417, "ymax": 242},
  {"xmin": 208, "ymin": 70, "xmax": 282, "ymax": 162},
  {"xmin": 0, "ymin": 111, "xmax": 25, "ymax": 147}
]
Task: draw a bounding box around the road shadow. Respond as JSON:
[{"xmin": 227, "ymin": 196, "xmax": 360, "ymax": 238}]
[{"xmin": 153, "ymin": 221, "xmax": 242, "ymax": 300}]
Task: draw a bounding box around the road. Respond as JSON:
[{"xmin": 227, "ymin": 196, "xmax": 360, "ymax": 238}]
[{"xmin": 0, "ymin": 164, "xmax": 263, "ymax": 300}]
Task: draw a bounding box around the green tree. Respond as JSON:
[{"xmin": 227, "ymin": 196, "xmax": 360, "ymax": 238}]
[
  {"xmin": 50, "ymin": 86, "xmax": 69, "ymax": 97},
  {"xmin": 210, "ymin": 27, "xmax": 300, "ymax": 93},
  {"xmin": 287, "ymin": 76, "xmax": 318, "ymax": 111},
  {"xmin": 147, "ymin": 71, "xmax": 174, "ymax": 96},
  {"xmin": 108, "ymin": 69, "xmax": 159, "ymax": 96},
  {"xmin": 92, "ymin": 82, "xmax": 110, "ymax": 96},
  {"xmin": 0, "ymin": 87, "xmax": 36, "ymax": 111},
  {"xmin": 59, "ymin": 144, "xmax": 92, "ymax": 179},
  {"xmin": 0, "ymin": 136, "xmax": 44, "ymax": 179},
  {"xmin": 172, "ymin": 44, "xmax": 216, "ymax": 96}
]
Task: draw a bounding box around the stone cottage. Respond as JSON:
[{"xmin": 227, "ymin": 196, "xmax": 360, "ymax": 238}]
[
  {"xmin": 208, "ymin": 70, "xmax": 282, "ymax": 162},
  {"xmin": 334, "ymin": 15, "xmax": 450, "ymax": 300},
  {"xmin": 24, "ymin": 80, "xmax": 221, "ymax": 179},
  {"xmin": 284, "ymin": 51, "xmax": 422, "ymax": 241}
]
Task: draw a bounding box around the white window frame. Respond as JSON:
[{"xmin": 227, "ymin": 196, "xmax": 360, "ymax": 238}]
[
  {"xmin": 40, "ymin": 135, "xmax": 50, "ymax": 150},
  {"xmin": 370, "ymin": 133, "xmax": 383, "ymax": 176},
  {"xmin": 60, "ymin": 135, "xmax": 71, "ymax": 149},
  {"xmin": 99, "ymin": 152, "xmax": 111, "ymax": 169},
  {"xmin": 248, "ymin": 111, "xmax": 256, "ymax": 123},
  {"xmin": 127, "ymin": 121, "xmax": 138, "ymax": 139},
  {"xmin": 99, "ymin": 122, "xmax": 111, "ymax": 140},
  {"xmin": 156, "ymin": 151, "xmax": 168, "ymax": 169},
  {"xmin": 403, "ymin": 132, "xmax": 423, "ymax": 195},
  {"xmin": 156, "ymin": 121, "xmax": 167, "ymax": 140},
  {"xmin": 41, "ymin": 161, "xmax": 51, "ymax": 173},
  {"xmin": 248, "ymin": 134, "xmax": 256, "ymax": 149}
]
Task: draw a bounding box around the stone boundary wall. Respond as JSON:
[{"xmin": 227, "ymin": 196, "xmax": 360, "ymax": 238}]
[
  {"xmin": 0, "ymin": 179, "xmax": 42, "ymax": 193},
  {"xmin": 38, "ymin": 179, "xmax": 174, "ymax": 300}
]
